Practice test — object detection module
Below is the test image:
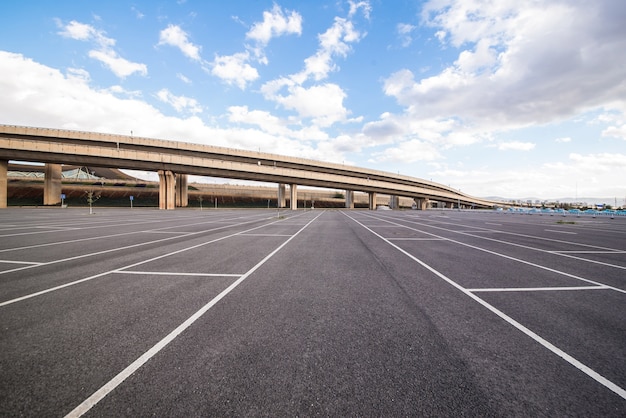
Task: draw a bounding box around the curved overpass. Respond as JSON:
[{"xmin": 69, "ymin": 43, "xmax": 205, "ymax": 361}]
[{"xmin": 0, "ymin": 125, "xmax": 497, "ymax": 209}]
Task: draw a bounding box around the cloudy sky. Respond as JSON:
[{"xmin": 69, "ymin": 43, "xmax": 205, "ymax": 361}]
[{"xmin": 1, "ymin": 0, "xmax": 625, "ymax": 201}]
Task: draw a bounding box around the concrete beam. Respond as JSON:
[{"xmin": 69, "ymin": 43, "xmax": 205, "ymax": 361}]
[
  {"xmin": 44, "ymin": 163, "xmax": 62, "ymax": 205},
  {"xmin": 175, "ymin": 174, "xmax": 188, "ymax": 207},
  {"xmin": 368, "ymin": 192, "xmax": 377, "ymax": 210},
  {"xmin": 278, "ymin": 183, "xmax": 286, "ymax": 208},
  {"xmin": 290, "ymin": 184, "xmax": 298, "ymax": 210},
  {"xmin": 345, "ymin": 190, "xmax": 354, "ymax": 209},
  {"xmin": 158, "ymin": 170, "xmax": 176, "ymax": 210},
  {"xmin": 0, "ymin": 125, "xmax": 497, "ymax": 209},
  {"xmin": 0, "ymin": 160, "xmax": 7, "ymax": 208}
]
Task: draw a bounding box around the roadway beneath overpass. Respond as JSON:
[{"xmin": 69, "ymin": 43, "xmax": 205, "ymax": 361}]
[{"xmin": 0, "ymin": 125, "xmax": 498, "ymax": 210}]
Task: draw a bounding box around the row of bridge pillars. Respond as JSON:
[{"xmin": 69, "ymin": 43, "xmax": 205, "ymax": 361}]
[{"xmin": 0, "ymin": 161, "xmax": 432, "ymax": 210}]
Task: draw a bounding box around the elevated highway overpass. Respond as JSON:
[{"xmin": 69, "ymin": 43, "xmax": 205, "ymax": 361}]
[{"xmin": 0, "ymin": 125, "xmax": 498, "ymax": 210}]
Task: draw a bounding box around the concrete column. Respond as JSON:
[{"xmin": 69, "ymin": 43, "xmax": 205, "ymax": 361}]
[
  {"xmin": 158, "ymin": 170, "xmax": 176, "ymax": 210},
  {"xmin": 389, "ymin": 195, "xmax": 399, "ymax": 209},
  {"xmin": 414, "ymin": 198, "xmax": 429, "ymax": 210},
  {"xmin": 0, "ymin": 160, "xmax": 7, "ymax": 208},
  {"xmin": 44, "ymin": 163, "xmax": 62, "ymax": 205},
  {"xmin": 290, "ymin": 184, "xmax": 298, "ymax": 210},
  {"xmin": 345, "ymin": 190, "xmax": 354, "ymax": 209},
  {"xmin": 176, "ymin": 174, "xmax": 188, "ymax": 207},
  {"xmin": 278, "ymin": 183, "xmax": 286, "ymax": 208},
  {"xmin": 368, "ymin": 192, "xmax": 377, "ymax": 210}
]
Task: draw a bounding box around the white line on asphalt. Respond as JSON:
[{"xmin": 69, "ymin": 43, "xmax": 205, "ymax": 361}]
[
  {"xmin": 468, "ymin": 285, "xmax": 611, "ymax": 292},
  {"xmin": 0, "ymin": 260, "xmax": 42, "ymax": 265},
  {"xmin": 0, "ymin": 215, "xmax": 279, "ymax": 276},
  {"xmin": 0, "ymin": 213, "xmax": 306, "ymax": 307},
  {"xmin": 381, "ymin": 214, "xmax": 626, "ymax": 271},
  {"xmin": 361, "ymin": 213, "xmax": 626, "ymax": 293},
  {"xmin": 544, "ymin": 229, "xmax": 577, "ymax": 234},
  {"xmin": 64, "ymin": 211, "xmax": 325, "ymax": 418},
  {"xmin": 551, "ymin": 250, "xmax": 626, "ymax": 254},
  {"xmin": 239, "ymin": 233, "xmax": 293, "ymax": 237},
  {"xmin": 485, "ymin": 223, "xmax": 502, "ymax": 226},
  {"xmin": 112, "ymin": 271, "xmax": 242, "ymax": 277},
  {"xmin": 344, "ymin": 212, "xmax": 626, "ymax": 401},
  {"xmin": 0, "ymin": 212, "xmax": 272, "ymax": 254},
  {"xmin": 387, "ymin": 238, "xmax": 446, "ymax": 241}
]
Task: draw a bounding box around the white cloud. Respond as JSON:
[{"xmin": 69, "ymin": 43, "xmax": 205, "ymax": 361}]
[
  {"xmin": 397, "ymin": 23, "xmax": 416, "ymax": 47},
  {"xmin": 602, "ymin": 124, "xmax": 626, "ymax": 140},
  {"xmin": 228, "ymin": 105, "xmax": 289, "ymax": 136},
  {"xmin": 88, "ymin": 50, "xmax": 148, "ymax": 78},
  {"xmin": 57, "ymin": 19, "xmax": 147, "ymax": 78},
  {"xmin": 210, "ymin": 52, "xmax": 259, "ymax": 89},
  {"xmin": 497, "ymin": 141, "xmax": 535, "ymax": 151},
  {"xmin": 555, "ymin": 136, "xmax": 571, "ymax": 143},
  {"xmin": 246, "ymin": 4, "xmax": 302, "ymax": 45},
  {"xmin": 277, "ymin": 83, "xmax": 352, "ymax": 127},
  {"xmin": 568, "ymin": 152, "xmax": 626, "ymax": 170},
  {"xmin": 372, "ymin": 140, "xmax": 442, "ymax": 163},
  {"xmin": 348, "ymin": 0, "xmax": 372, "ymax": 19},
  {"xmin": 0, "ymin": 51, "xmax": 342, "ymax": 163},
  {"xmin": 176, "ymin": 73, "xmax": 192, "ymax": 84},
  {"xmin": 158, "ymin": 24, "xmax": 201, "ymax": 61},
  {"xmin": 131, "ymin": 6, "xmax": 144, "ymax": 19},
  {"xmin": 258, "ymin": 4, "xmax": 368, "ymax": 126},
  {"xmin": 209, "ymin": 5, "xmax": 302, "ymax": 88},
  {"xmin": 382, "ymin": 1, "xmax": 626, "ymax": 132},
  {"xmin": 156, "ymin": 88, "xmax": 202, "ymax": 114}
]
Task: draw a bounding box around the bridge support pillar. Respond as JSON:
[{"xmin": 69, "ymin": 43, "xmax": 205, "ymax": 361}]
[
  {"xmin": 44, "ymin": 163, "xmax": 62, "ymax": 206},
  {"xmin": 290, "ymin": 184, "xmax": 298, "ymax": 210},
  {"xmin": 158, "ymin": 170, "xmax": 176, "ymax": 210},
  {"xmin": 368, "ymin": 192, "xmax": 377, "ymax": 210},
  {"xmin": 175, "ymin": 174, "xmax": 188, "ymax": 207},
  {"xmin": 0, "ymin": 160, "xmax": 7, "ymax": 208},
  {"xmin": 414, "ymin": 198, "xmax": 429, "ymax": 210},
  {"xmin": 345, "ymin": 190, "xmax": 354, "ymax": 209},
  {"xmin": 278, "ymin": 183, "xmax": 286, "ymax": 208},
  {"xmin": 389, "ymin": 195, "xmax": 399, "ymax": 209}
]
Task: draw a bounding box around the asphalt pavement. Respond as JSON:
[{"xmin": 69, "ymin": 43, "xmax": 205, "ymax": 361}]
[{"xmin": 0, "ymin": 207, "xmax": 624, "ymax": 417}]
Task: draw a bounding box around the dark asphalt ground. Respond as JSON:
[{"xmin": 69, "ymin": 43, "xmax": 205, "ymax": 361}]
[{"xmin": 0, "ymin": 207, "xmax": 624, "ymax": 417}]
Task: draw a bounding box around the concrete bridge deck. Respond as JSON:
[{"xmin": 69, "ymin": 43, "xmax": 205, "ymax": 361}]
[{"xmin": 0, "ymin": 125, "xmax": 498, "ymax": 210}]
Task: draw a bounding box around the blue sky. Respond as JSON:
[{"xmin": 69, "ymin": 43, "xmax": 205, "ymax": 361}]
[{"xmin": 1, "ymin": 0, "xmax": 625, "ymax": 202}]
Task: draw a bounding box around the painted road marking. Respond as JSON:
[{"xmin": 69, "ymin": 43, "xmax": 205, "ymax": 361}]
[
  {"xmin": 112, "ymin": 271, "xmax": 242, "ymax": 277},
  {"xmin": 0, "ymin": 213, "xmax": 306, "ymax": 308},
  {"xmin": 382, "ymin": 214, "xmax": 626, "ymax": 271},
  {"xmin": 64, "ymin": 211, "xmax": 325, "ymax": 418},
  {"xmin": 468, "ymin": 285, "xmax": 611, "ymax": 292},
  {"xmin": 363, "ymin": 213, "xmax": 626, "ymax": 293},
  {"xmin": 544, "ymin": 229, "xmax": 577, "ymax": 234},
  {"xmin": 345, "ymin": 212, "xmax": 626, "ymax": 401}
]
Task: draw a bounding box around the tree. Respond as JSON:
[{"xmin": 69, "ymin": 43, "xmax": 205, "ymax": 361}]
[{"xmin": 85, "ymin": 190, "xmax": 101, "ymax": 214}]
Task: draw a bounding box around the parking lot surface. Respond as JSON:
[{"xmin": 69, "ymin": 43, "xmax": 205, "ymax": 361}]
[{"xmin": 1, "ymin": 208, "xmax": 624, "ymax": 416}]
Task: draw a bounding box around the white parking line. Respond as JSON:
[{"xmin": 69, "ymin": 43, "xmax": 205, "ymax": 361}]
[
  {"xmin": 544, "ymin": 229, "xmax": 577, "ymax": 234},
  {"xmin": 362, "ymin": 213, "xmax": 626, "ymax": 293},
  {"xmin": 388, "ymin": 238, "xmax": 446, "ymax": 241},
  {"xmin": 0, "ymin": 215, "xmax": 279, "ymax": 276},
  {"xmin": 468, "ymin": 285, "xmax": 611, "ymax": 292},
  {"xmin": 112, "ymin": 271, "xmax": 242, "ymax": 277},
  {"xmin": 64, "ymin": 211, "xmax": 324, "ymax": 417},
  {"xmin": 0, "ymin": 260, "xmax": 42, "ymax": 266},
  {"xmin": 381, "ymin": 214, "xmax": 626, "ymax": 271},
  {"xmin": 0, "ymin": 213, "xmax": 307, "ymax": 307},
  {"xmin": 344, "ymin": 212, "xmax": 626, "ymax": 401},
  {"xmin": 239, "ymin": 233, "xmax": 293, "ymax": 237}
]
